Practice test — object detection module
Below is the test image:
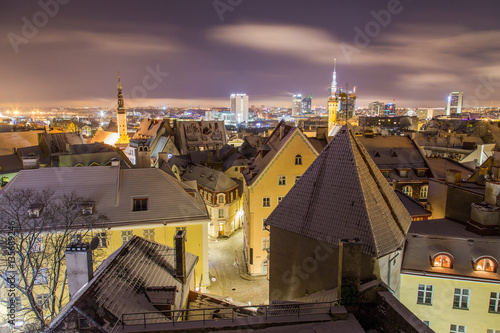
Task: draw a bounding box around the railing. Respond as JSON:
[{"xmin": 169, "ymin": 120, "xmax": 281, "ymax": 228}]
[{"xmin": 119, "ymin": 300, "xmax": 339, "ymax": 330}]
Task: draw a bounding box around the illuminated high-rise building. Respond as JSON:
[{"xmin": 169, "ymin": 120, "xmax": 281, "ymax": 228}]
[
  {"xmin": 292, "ymin": 94, "xmax": 302, "ymax": 116},
  {"xmin": 116, "ymin": 74, "xmax": 129, "ymax": 144},
  {"xmin": 384, "ymin": 102, "xmax": 396, "ymax": 115},
  {"xmin": 446, "ymin": 92, "xmax": 463, "ymax": 115},
  {"xmin": 301, "ymin": 94, "xmax": 312, "ymax": 113},
  {"xmin": 327, "ymin": 59, "xmax": 356, "ymax": 130},
  {"xmin": 230, "ymin": 93, "xmax": 249, "ymax": 124},
  {"xmin": 369, "ymin": 101, "xmax": 385, "ymax": 115}
]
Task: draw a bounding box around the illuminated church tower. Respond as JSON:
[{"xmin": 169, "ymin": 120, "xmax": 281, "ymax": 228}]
[
  {"xmin": 116, "ymin": 74, "xmax": 129, "ymax": 144},
  {"xmin": 328, "ymin": 59, "xmax": 340, "ymax": 135}
]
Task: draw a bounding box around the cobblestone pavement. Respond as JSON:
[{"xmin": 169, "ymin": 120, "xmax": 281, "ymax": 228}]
[{"xmin": 206, "ymin": 229, "xmax": 269, "ymax": 306}]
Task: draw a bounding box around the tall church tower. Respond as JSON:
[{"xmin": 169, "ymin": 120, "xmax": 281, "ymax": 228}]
[
  {"xmin": 328, "ymin": 59, "xmax": 339, "ymax": 135},
  {"xmin": 116, "ymin": 74, "xmax": 129, "ymax": 144}
]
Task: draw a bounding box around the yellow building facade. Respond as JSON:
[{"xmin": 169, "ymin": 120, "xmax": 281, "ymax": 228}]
[
  {"xmin": 242, "ymin": 124, "xmax": 321, "ymax": 275},
  {"xmin": 401, "ymin": 274, "xmax": 500, "ymax": 332}
]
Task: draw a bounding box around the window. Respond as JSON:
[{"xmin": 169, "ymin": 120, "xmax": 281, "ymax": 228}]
[
  {"xmin": 230, "ymin": 192, "xmax": 233, "ymax": 202},
  {"xmin": 490, "ymin": 292, "xmax": 500, "ymax": 313},
  {"xmin": 420, "ymin": 185, "xmax": 428, "ymax": 199},
  {"xmin": 34, "ymin": 268, "xmax": 48, "ymax": 285},
  {"xmin": 417, "ymin": 284, "xmax": 433, "ymax": 305},
  {"xmin": 28, "ymin": 203, "xmax": 43, "ymax": 218},
  {"xmin": 453, "ymin": 288, "xmax": 470, "ymax": 310},
  {"xmin": 262, "ymin": 237, "xmax": 270, "ymax": 251},
  {"xmin": 487, "ymin": 330, "xmax": 500, "ymax": 333},
  {"xmin": 277, "ymin": 196, "xmax": 284, "ymax": 204},
  {"xmin": 382, "ymin": 170, "xmax": 390, "ymax": 178},
  {"xmin": 278, "ymin": 176, "xmax": 286, "ymax": 186},
  {"xmin": 143, "ymin": 229, "xmax": 155, "ymax": 241},
  {"xmin": 423, "ymin": 321, "xmax": 430, "ymax": 327},
  {"xmin": 262, "ymin": 197, "xmax": 270, "ymax": 207},
  {"xmin": 9, "ymin": 296, "xmax": 21, "ymax": 313},
  {"xmin": 97, "ymin": 232, "xmax": 107, "ymax": 248},
  {"xmin": 218, "ymin": 194, "xmax": 225, "ymax": 204},
  {"xmin": 262, "ymin": 218, "xmax": 267, "ymax": 230},
  {"xmin": 475, "ymin": 258, "xmax": 497, "ymax": 272},
  {"xmin": 295, "ymin": 155, "xmax": 302, "ymax": 165},
  {"xmin": 33, "ymin": 237, "xmax": 44, "ymax": 252},
  {"xmin": 433, "ymin": 253, "xmax": 453, "ymax": 268},
  {"xmin": 133, "ymin": 198, "xmax": 148, "ymax": 211},
  {"xmin": 234, "ymin": 167, "xmax": 238, "ymax": 171},
  {"xmin": 417, "ymin": 170, "xmax": 426, "ymax": 177},
  {"xmin": 121, "ymin": 230, "xmax": 133, "ymax": 244},
  {"xmin": 402, "ymin": 185, "xmax": 413, "ymax": 197},
  {"xmin": 36, "ymin": 294, "xmax": 50, "ymax": 311},
  {"xmin": 450, "ymin": 324, "xmax": 466, "ymax": 333},
  {"xmin": 218, "ymin": 209, "xmax": 224, "ymax": 218},
  {"xmin": 295, "ymin": 176, "xmax": 301, "ymax": 184},
  {"xmin": 81, "ymin": 201, "xmax": 94, "ymax": 215},
  {"xmin": 398, "ymin": 169, "xmax": 408, "ymax": 177}
]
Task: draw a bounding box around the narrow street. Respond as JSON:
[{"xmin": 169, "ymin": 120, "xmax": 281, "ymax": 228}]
[{"xmin": 206, "ymin": 229, "xmax": 269, "ymax": 306}]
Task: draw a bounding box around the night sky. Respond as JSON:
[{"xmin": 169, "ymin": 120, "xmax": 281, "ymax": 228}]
[{"xmin": 1, "ymin": 0, "xmax": 500, "ymax": 109}]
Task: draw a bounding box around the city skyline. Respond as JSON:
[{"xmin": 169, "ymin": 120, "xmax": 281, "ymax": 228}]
[{"xmin": 1, "ymin": 1, "xmax": 500, "ymax": 109}]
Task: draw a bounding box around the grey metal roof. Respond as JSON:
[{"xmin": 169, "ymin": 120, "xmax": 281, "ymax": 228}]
[
  {"xmin": 42, "ymin": 132, "xmax": 85, "ymax": 154},
  {"xmin": 265, "ymin": 126, "xmax": 412, "ymax": 258},
  {"xmin": 182, "ymin": 164, "xmax": 238, "ymax": 192},
  {"xmin": 358, "ymin": 135, "xmax": 436, "ymax": 181},
  {"xmin": 2, "ymin": 166, "xmax": 209, "ymax": 227},
  {"xmin": 0, "ymin": 130, "xmax": 44, "ymax": 155},
  {"xmin": 394, "ymin": 189, "xmax": 431, "ymax": 217},
  {"xmin": 402, "ymin": 219, "xmax": 500, "ymax": 281},
  {"xmin": 48, "ymin": 236, "xmax": 198, "ymax": 332}
]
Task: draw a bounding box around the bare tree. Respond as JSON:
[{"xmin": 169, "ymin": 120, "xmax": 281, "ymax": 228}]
[{"xmin": 0, "ymin": 189, "xmax": 107, "ymax": 332}]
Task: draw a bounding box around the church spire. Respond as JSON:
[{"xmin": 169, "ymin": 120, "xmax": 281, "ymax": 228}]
[
  {"xmin": 117, "ymin": 71, "xmax": 125, "ymax": 114},
  {"xmin": 331, "ymin": 58, "xmax": 337, "ymax": 97},
  {"xmin": 116, "ymin": 72, "xmax": 129, "ymax": 144}
]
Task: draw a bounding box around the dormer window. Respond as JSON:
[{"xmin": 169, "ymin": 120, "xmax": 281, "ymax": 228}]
[
  {"xmin": 133, "ymin": 198, "xmax": 148, "ymax": 212},
  {"xmin": 397, "ymin": 169, "xmax": 409, "ymax": 178},
  {"xmin": 381, "ymin": 169, "xmax": 391, "ymax": 178},
  {"xmin": 475, "ymin": 257, "xmax": 497, "ymax": 272},
  {"xmin": 80, "ymin": 201, "xmax": 94, "ymax": 215},
  {"xmin": 218, "ymin": 194, "xmax": 225, "ymax": 204},
  {"xmin": 28, "ymin": 204, "xmax": 43, "ymax": 218},
  {"xmin": 432, "ymin": 253, "xmax": 453, "ymax": 268}
]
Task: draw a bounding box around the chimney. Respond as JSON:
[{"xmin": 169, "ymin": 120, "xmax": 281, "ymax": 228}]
[
  {"xmin": 445, "ymin": 169, "xmax": 462, "ymax": 185},
  {"xmin": 476, "ymin": 166, "xmax": 488, "ymax": 185},
  {"xmin": 65, "ymin": 242, "xmax": 93, "ymax": 298},
  {"xmin": 175, "ymin": 230, "xmax": 187, "ymax": 283},
  {"xmin": 485, "ymin": 180, "xmax": 500, "ymax": 206}
]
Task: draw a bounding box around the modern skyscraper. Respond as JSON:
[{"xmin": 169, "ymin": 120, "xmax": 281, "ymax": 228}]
[
  {"xmin": 116, "ymin": 74, "xmax": 129, "ymax": 144},
  {"xmin": 301, "ymin": 94, "xmax": 312, "ymax": 114},
  {"xmin": 446, "ymin": 92, "xmax": 463, "ymax": 115},
  {"xmin": 327, "ymin": 59, "xmax": 356, "ymax": 131},
  {"xmin": 292, "ymin": 94, "xmax": 302, "ymax": 116},
  {"xmin": 230, "ymin": 93, "xmax": 249, "ymax": 124},
  {"xmin": 384, "ymin": 102, "xmax": 396, "ymax": 115},
  {"xmin": 369, "ymin": 101, "xmax": 385, "ymax": 115}
]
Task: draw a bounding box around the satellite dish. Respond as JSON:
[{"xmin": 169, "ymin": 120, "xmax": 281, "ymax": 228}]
[{"xmin": 90, "ymin": 237, "xmax": 99, "ymax": 250}]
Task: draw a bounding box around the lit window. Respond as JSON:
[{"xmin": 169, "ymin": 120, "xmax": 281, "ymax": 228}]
[
  {"xmin": 36, "ymin": 294, "xmax": 50, "ymax": 311},
  {"xmin": 490, "ymin": 292, "xmax": 500, "ymax": 313},
  {"xmin": 277, "ymin": 196, "xmax": 284, "ymax": 204},
  {"xmin": 420, "ymin": 185, "xmax": 428, "ymax": 199},
  {"xmin": 262, "ymin": 197, "xmax": 270, "ymax": 207},
  {"xmin": 398, "ymin": 169, "xmax": 408, "ymax": 177},
  {"xmin": 143, "ymin": 229, "xmax": 155, "ymax": 241},
  {"xmin": 121, "ymin": 230, "xmax": 133, "ymax": 244},
  {"xmin": 475, "ymin": 258, "xmax": 497, "ymax": 272},
  {"xmin": 132, "ymin": 198, "xmax": 148, "ymax": 211},
  {"xmin": 218, "ymin": 195, "xmax": 225, "ymax": 204},
  {"xmin": 34, "ymin": 268, "xmax": 48, "ymax": 285},
  {"xmin": 450, "ymin": 324, "xmax": 466, "ymax": 333},
  {"xmin": 402, "ymin": 185, "xmax": 413, "ymax": 197},
  {"xmin": 230, "ymin": 192, "xmax": 233, "ymax": 202},
  {"xmin": 417, "ymin": 284, "xmax": 433, "ymax": 305},
  {"xmin": 218, "ymin": 209, "xmax": 224, "ymax": 218},
  {"xmin": 262, "ymin": 237, "xmax": 270, "ymax": 251},
  {"xmin": 295, "ymin": 155, "xmax": 302, "ymax": 165},
  {"xmin": 433, "ymin": 253, "xmax": 453, "ymax": 268},
  {"xmin": 453, "ymin": 288, "xmax": 470, "ymax": 310},
  {"xmin": 278, "ymin": 176, "xmax": 286, "ymax": 186}
]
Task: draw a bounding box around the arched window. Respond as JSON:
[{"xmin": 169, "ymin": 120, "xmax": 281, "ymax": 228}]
[
  {"xmin": 295, "ymin": 155, "xmax": 302, "ymax": 165},
  {"xmin": 218, "ymin": 194, "xmax": 225, "ymax": 204},
  {"xmin": 420, "ymin": 185, "xmax": 428, "ymax": 199},
  {"xmin": 432, "ymin": 253, "xmax": 453, "ymax": 268},
  {"xmin": 402, "ymin": 185, "xmax": 413, "ymax": 197},
  {"xmin": 475, "ymin": 257, "xmax": 497, "ymax": 272}
]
